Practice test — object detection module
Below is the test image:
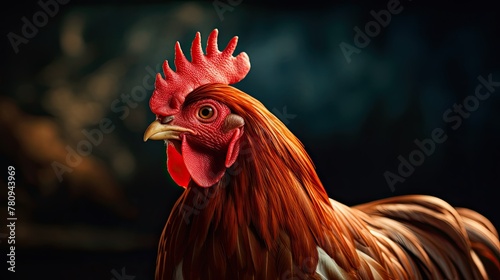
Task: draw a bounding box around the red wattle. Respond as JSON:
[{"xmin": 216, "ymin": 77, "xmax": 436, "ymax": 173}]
[
  {"xmin": 181, "ymin": 137, "xmax": 225, "ymax": 188},
  {"xmin": 167, "ymin": 142, "xmax": 191, "ymax": 188}
]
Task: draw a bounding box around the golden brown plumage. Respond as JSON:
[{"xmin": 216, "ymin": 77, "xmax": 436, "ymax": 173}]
[{"xmin": 152, "ymin": 84, "xmax": 500, "ymax": 280}]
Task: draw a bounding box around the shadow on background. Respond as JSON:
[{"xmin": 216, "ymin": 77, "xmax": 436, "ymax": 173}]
[{"xmin": 1, "ymin": 0, "xmax": 499, "ymax": 279}]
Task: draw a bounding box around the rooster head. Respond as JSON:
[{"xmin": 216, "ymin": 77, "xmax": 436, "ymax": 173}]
[{"xmin": 143, "ymin": 29, "xmax": 250, "ymax": 188}]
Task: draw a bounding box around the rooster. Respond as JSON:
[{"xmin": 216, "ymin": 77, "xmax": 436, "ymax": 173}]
[{"xmin": 143, "ymin": 29, "xmax": 500, "ymax": 280}]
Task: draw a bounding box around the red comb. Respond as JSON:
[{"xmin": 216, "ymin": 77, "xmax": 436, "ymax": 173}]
[{"xmin": 149, "ymin": 29, "xmax": 251, "ymax": 116}]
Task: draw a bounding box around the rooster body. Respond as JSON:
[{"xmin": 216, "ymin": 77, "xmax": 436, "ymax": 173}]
[{"xmin": 144, "ymin": 30, "xmax": 500, "ymax": 279}]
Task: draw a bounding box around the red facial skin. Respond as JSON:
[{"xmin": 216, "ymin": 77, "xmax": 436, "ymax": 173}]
[
  {"xmin": 161, "ymin": 98, "xmax": 243, "ymax": 188},
  {"xmin": 168, "ymin": 99, "xmax": 232, "ymax": 152}
]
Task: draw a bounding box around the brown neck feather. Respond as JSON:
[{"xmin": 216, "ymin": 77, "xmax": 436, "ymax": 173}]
[{"xmin": 156, "ymin": 84, "xmax": 360, "ymax": 279}]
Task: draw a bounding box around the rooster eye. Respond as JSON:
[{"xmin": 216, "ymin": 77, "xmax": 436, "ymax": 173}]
[{"xmin": 198, "ymin": 106, "xmax": 215, "ymax": 120}]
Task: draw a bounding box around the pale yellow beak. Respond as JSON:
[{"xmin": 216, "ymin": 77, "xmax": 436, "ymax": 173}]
[{"xmin": 143, "ymin": 120, "xmax": 195, "ymax": 142}]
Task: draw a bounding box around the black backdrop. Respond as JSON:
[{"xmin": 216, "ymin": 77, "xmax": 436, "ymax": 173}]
[{"xmin": 1, "ymin": 0, "xmax": 499, "ymax": 279}]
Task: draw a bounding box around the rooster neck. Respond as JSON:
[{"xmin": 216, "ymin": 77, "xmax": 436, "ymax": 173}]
[{"xmin": 157, "ymin": 141, "xmax": 359, "ymax": 279}]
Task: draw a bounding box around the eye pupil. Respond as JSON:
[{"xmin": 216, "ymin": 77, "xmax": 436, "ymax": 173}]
[{"xmin": 202, "ymin": 108, "xmax": 211, "ymax": 116}]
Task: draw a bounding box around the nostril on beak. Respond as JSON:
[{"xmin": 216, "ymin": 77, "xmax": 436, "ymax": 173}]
[{"xmin": 160, "ymin": 115, "xmax": 174, "ymax": 124}]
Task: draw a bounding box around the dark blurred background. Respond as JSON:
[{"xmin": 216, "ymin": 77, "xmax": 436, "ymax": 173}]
[{"xmin": 1, "ymin": 0, "xmax": 499, "ymax": 279}]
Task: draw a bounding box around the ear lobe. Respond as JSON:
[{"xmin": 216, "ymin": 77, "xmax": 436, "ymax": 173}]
[
  {"xmin": 223, "ymin": 114, "xmax": 245, "ymax": 133},
  {"xmin": 225, "ymin": 127, "xmax": 243, "ymax": 168}
]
